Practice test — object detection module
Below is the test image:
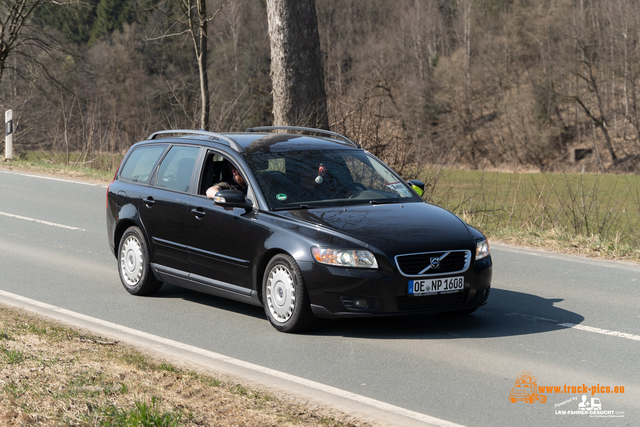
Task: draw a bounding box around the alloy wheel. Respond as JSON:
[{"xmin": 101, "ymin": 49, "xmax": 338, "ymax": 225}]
[{"xmin": 266, "ymin": 264, "xmax": 296, "ymax": 322}]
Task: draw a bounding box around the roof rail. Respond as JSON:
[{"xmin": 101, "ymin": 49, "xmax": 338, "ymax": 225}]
[
  {"xmin": 147, "ymin": 129, "xmax": 243, "ymax": 153},
  {"xmin": 245, "ymin": 126, "xmax": 360, "ymax": 148}
]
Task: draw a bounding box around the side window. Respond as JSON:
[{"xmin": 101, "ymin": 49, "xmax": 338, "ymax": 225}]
[
  {"xmin": 199, "ymin": 152, "xmax": 227, "ymax": 195},
  {"xmin": 198, "ymin": 151, "xmax": 255, "ymax": 204},
  {"xmin": 119, "ymin": 145, "xmax": 167, "ymax": 184},
  {"xmin": 155, "ymin": 145, "xmax": 200, "ymax": 193}
]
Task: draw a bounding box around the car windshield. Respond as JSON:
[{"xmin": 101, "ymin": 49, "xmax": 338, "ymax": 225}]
[{"xmin": 246, "ymin": 149, "xmax": 422, "ymax": 210}]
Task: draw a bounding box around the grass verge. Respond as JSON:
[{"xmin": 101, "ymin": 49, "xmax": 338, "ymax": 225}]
[
  {"xmin": 1, "ymin": 155, "xmax": 117, "ymax": 183},
  {"xmin": 0, "ymin": 305, "xmax": 367, "ymax": 426}
]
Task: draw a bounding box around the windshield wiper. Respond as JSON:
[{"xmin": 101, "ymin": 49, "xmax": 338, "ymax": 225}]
[
  {"xmin": 368, "ymin": 200, "xmax": 401, "ymax": 205},
  {"xmin": 273, "ymin": 205, "xmax": 310, "ymax": 211}
]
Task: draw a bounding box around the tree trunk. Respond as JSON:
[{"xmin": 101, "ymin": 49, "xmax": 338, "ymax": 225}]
[
  {"xmin": 266, "ymin": 0, "xmax": 329, "ymax": 129},
  {"xmin": 195, "ymin": 0, "xmax": 209, "ymax": 130}
]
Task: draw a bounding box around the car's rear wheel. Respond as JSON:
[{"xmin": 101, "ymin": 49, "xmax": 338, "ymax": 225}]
[
  {"xmin": 118, "ymin": 226, "xmax": 162, "ymax": 296},
  {"xmin": 262, "ymin": 254, "xmax": 315, "ymax": 333}
]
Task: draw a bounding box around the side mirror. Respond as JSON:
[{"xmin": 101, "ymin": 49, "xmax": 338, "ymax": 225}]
[
  {"xmin": 407, "ymin": 179, "xmax": 425, "ymax": 197},
  {"xmin": 213, "ymin": 190, "xmax": 253, "ymax": 210}
]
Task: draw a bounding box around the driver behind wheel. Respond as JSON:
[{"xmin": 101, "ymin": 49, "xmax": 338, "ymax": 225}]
[{"xmin": 206, "ymin": 162, "xmax": 248, "ymax": 199}]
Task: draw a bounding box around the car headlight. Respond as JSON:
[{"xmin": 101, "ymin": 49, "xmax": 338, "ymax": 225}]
[
  {"xmin": 311, "ymin": 248, "xmax": 378, "ymax": 269},
  {"xmin": 476, "ymin": 239, "xmax": 490, "ymax": 260}
]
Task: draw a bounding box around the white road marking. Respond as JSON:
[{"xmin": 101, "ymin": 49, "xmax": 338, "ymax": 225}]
[
  {"xmin": 557, "ymin": 323, "xmax": 640, "ymax": 342},
  {"xmin": 0, "ymin": 169, "xmax": 107, "ymax": 187},
  {"xmin": 0, "ymin": 211, "xmax": 85, "ymax": 231},
  {"xmin": 507, "ymin": 313, "xmax": 640, "ymax": 342},
  {"xmin": 0, "ymin": 290, "xmax": 465, "ymax": 427}
]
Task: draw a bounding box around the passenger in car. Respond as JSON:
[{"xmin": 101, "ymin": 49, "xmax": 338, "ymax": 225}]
[{"xmin": 206, "ymin": 163, "xmax": 248, "ymax": 198}]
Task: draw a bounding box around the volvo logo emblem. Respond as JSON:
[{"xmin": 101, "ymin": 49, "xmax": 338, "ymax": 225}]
[{"xmin": 430, "ymin": 257, "xmax": 442, "ymax": 269}]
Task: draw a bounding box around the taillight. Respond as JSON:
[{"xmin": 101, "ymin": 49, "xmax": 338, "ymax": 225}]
[{"xmin": 107, "ymin": 162, "xmax": 122, "ymax": 208}]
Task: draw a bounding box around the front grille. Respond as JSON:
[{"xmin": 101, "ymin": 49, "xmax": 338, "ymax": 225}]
[
  {"xmin": 396, "ymin": 293, "xmax": 465, "ymax": 311},
  {"xmin": 395, "ymin": 250, "xmax": 471, "ymax": 277}
]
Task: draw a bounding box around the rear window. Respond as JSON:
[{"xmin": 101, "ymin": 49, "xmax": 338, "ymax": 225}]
[{"xmin": 119, "ymin": 145, "xmax": 167, "ymax": 184}]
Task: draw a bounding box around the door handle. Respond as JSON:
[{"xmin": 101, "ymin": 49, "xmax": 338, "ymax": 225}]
[
  {"xmin": 191, "ymin": 208, "xmax": 206, "ymax": 219},
  {"xmin": 144, "ymin": 197, "xmax": 155, "ymax": 207}
]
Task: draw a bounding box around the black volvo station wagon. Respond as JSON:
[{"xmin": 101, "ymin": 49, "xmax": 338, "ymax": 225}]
[{"xmin": 106, "ymin": 127, "xmax": 492, "ymax": 332}]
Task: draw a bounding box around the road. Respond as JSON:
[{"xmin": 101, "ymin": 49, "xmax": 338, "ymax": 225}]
[{"xmin": 0, "ymin": 168, "xmax": 638, "ymax": 426}]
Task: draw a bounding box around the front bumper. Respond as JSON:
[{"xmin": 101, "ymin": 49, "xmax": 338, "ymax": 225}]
[{"xmin": 301, "ymin": 256, "xmax": 492, "ymax": 318}]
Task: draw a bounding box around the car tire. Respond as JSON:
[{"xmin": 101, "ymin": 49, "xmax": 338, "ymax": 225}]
[
  {"xmin": 118, "ymin": 226, "xmax": 162, "ymax": 296},
  {"xmin": 262, "ymin": 254, "xmax": 315, "ymax": 333}
]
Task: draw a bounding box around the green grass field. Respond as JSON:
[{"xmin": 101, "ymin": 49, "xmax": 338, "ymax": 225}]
[{"xmin": 423, "ymin": 169, "xmax": 640, "ymax": 256}]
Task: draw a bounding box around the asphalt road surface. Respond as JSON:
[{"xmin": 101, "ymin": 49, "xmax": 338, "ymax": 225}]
[{"xmin": 1, "ymin": 168, "xmax": 638, "ymax": 426}]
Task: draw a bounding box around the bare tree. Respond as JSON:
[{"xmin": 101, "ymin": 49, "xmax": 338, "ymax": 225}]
[
  {"xmin": 150, "ymin": 0, "xmax": 230, "ymax": 130},
  {"xmin": 266, "ymin": 0, "xmax": 329, "ymax": 129},
  {"xmin": 0, "ymin": 0, "xmax": 45, "ymax": 85}
]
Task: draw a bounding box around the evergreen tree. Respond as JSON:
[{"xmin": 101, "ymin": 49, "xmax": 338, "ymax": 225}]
[
  {"xmin": 88, "ymin": 0, "xmax": 134, "ymax": 45},
  {"xmin": 33, "ymin": 0, "xmax": 99, "ymax": 45}
]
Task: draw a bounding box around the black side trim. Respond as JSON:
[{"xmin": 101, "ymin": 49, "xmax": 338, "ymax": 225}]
[
  {"xmin": 188, "ymin": 246, "xmax": 250, "ymax": 266},
  {"xmin": 151, "ymin": 264, "xmax": 261, "ymax": 307},
  {"xmin": 152, "ymin": 237, "xmax": 188, "ymax": 252}
]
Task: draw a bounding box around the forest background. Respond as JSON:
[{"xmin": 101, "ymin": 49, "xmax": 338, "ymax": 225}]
[
  {"xmin": 2, "ymin": 0, "xmax": 640, "ymax": 257},
  {"xmin": 4, "ymin": 0, "xmax": 640, "ymax": 174}
]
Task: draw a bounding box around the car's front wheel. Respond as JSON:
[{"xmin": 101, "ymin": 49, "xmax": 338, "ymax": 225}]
[
  {"xmin": 117, "ymin": 226, "xmax": 162, "ymax": 296},
  {"xmin": 262, "ymin": 254, "xmax": 315, "ymax": 333}
]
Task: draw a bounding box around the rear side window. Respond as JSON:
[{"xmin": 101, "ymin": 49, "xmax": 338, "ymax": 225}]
[
  {"xmin": 155, "ymin": 145, "xmax": 200, "ymax": 193},
  {"xmin": 120, "ymin": 145, "xmax": 167, "ymax": 184}
]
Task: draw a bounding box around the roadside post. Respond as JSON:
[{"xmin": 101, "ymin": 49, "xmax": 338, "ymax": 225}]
[{"xmin": 5, "ymin": 109, "xmax": 13, "ymax": 160}]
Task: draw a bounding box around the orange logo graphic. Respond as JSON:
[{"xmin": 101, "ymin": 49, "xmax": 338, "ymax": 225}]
[{"xmin": 509, "ymin": 372, "xmax": 548, "ymax": 404}]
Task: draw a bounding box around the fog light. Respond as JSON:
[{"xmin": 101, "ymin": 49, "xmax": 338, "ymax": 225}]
[
  {"xmin": 354, "ymin": 299, "xmax": 369, "ymax": 309},
  {"xmin": 476, "ymin": 286, "xmax": 490, "ymax": 301}
]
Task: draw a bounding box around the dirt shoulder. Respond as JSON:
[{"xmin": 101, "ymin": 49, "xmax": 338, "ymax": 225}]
[{"xmin": 0, "ymin": 304, "xmax": 371, "ymax": 426}]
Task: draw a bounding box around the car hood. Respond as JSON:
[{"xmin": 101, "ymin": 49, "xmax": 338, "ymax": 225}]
[{"xmin": 280, "ymin": 202, "xmax": 474, "ymax": 255}]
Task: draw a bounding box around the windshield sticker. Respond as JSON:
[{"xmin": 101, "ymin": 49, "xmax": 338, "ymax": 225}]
[
  {"xmin": 385, "ymin": 182, "xmax": 411, "ymax": 197},
  {"xmin": 276, "ymin": 193, "xmax": 288, "ymax": 201}
]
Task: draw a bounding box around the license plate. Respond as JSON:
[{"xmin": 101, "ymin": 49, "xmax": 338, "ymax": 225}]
[{"xmin": 408, "ymin": 276, "xmax": 464, "ymax": 296}]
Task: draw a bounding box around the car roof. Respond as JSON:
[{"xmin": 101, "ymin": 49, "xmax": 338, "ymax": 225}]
[
  {"xmin": 228, "ymin": 133, "xmax": 360, "ymax": 154},
  {"xmin": 143, "ymin": 128, "xmax": 361, "ymax": 155}
]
